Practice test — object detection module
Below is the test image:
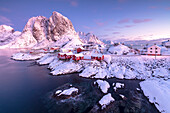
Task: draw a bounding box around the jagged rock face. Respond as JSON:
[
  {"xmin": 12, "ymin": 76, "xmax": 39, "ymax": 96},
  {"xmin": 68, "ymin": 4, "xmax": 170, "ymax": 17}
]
[
  {"xmin": 32, "ymin": 16, "xmax": 48, "ymax": 42},
  {"xmin": 78, "ymin": 32, "xmax": 104, "ymax": 45},
  {"xmin": 22, "ymin": 16, "xmax": 48, "ymax": 42},
  {"xmin": 47, "ymin": 12, "xmax": 75, "ymax": 41},
  {"xmin": 9, "ymin": 11, "xmax": 77, "ymax": 48}
]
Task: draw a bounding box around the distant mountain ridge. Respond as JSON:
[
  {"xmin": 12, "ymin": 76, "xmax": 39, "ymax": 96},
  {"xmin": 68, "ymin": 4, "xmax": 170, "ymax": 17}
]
[
  {"xmin": 0, "ymin": 25, "xmax": 21, "ymax": 48},
  {"xmin": 78, "ymin": 32, "xmax": 105, "ymax": 45}
]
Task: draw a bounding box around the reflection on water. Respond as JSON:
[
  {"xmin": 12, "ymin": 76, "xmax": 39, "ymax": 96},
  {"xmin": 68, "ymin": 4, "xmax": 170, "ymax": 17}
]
[{"xmin": 0, "ymin": 49, "xmax": 159, "ymax": 113}]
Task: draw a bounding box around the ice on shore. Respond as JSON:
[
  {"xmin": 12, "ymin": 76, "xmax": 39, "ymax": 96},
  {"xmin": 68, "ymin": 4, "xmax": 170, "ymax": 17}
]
[
  {"xmin": 12, "ymin": 52, "xmax": 45, "ymax": 60},
  {"xmin": 99, "ymin": 93, "xmax": 115, "ymax": 109},
  {"xmin": 94, "ymin": 80, "xmax": 110, "ymax": 93},
  {"xmin": 140, "ymin": 79, "xmax": 170, "ymax": 113},
  {"xmin": 113, "ymin": 82, "xmax": 124, "ymax": 91}
]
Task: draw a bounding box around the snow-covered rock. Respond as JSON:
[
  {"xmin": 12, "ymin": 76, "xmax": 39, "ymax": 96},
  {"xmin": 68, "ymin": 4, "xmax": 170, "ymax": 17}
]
[
  {"xmin": 119, "ymin": 94, "xmax": 125, "ymax": 99},
  {"xmin": 11, "ymin": 52, "xmax": 45, "ymax": 60},
  {"xmin": 94, "ymin": 80, "xmax": 110, "ymax": 93},
  {"xmin": 98, "ymin": 93, "xmax": 115, "ymax": 109},
  {"xmin": 79, "ymin": 66, "xmax": 98, "ymax": 78},
  {"xmin": 108, "ymin": 44, "xmax": 130, "ymax": 55},
  {"xmin": 113, "ymin": 82, "xmax": 124, "ymax": 91},
  {"xmin": 55, "ymin": 90, "xmax": 62, "ymax": 95},
  {"xmin": 140, "ymin": 79, "xmax": 170, "ymax": 113},
  {"xmin": 51, "ymin": 61, "xmax": 83, "ymax": 75},
  {"xmin": 37, "ymin": 53, "xmax": 56, "ymax": 65},
  {"xmin": 57, "ymin": 87, "xmax": 79, "ymax": 96}
]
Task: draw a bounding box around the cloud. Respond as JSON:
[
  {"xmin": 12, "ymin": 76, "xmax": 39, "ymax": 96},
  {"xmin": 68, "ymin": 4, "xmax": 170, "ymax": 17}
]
[
  {"xmin": 118, "ymin": 0, "xmax": 127, "ymax": 3},
  {"xmin": 0, "ymin": 15, "xmax": 13, "ymax": 25},
  {"xmin": 112, "ymin": 7, "xmax": 122, "ymax": 10},
  {"xmin": 113, "ymin": 32, "xmax": 120, "ymax": 34},
  {"xmin": 0, "ymin": 7, "xmax": 10, "ymax": 12},
  {"xmin": 124, "ymin": 25, "xmax": 134, "ymax": 28},
  {"xmin": 114, "ymin": 25, "xmax": 134, "ymax": 29},
  {"xmin": 94, "ymin": 19, "xmax": 107, "ymax": 27},
  {"xmin": 70, "ymin": 0, "xmax": 78, "ymax": 7},
  {"xmin": 49, "ymin": 0, "xmax": 78, "ymax": 7},
  {"xmin": 82, "ymin": 25, "xmax": 90, "ymax": 29},
  {"xmin": 166, "ymin": 7, "xmax": 170, "ymax": 10},
  {"xmin": 133, "ymin": 19, "xmax": 152, "ymax": 23},
  {"xmin": 149, "ymin": 6, "xmax": 158, "ymax": 9},
  {"xmin": 97, "ymin": 34, "xmax": 109, "ymax": 37},
  {"xmin": 118, "ymin": 18, "xmax": 130, "ymax": 24}
]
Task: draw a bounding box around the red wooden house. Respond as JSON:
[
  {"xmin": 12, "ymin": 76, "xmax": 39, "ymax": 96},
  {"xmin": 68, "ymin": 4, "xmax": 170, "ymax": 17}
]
[
  {"xmin": 91, "ymin": 54, "xmax": 104, "ymax": 61},
  {"xmin": 72, "ymin": 54, "xmax": 84, "ymax": 61},
  {"xmin": 58, "ymin": 53, "xmax": 67, "ymax": 59}
]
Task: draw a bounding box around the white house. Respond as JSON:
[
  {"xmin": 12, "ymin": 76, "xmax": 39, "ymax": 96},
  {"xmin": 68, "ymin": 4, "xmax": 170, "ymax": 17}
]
[{"xmin": 147, "ymin": 45, "xmax": 161, "ymax": 56}]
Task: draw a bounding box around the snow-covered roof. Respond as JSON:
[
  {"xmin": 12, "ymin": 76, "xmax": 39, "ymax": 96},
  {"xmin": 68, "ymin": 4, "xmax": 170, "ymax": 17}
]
[
  {"xmin": 148, "ymin": 45, "xmax": 161, "ymax": 49},
  {"xmin": 59, "ymin": 52, "xmax": 66, "ymax": 55},
  {"xmin": 91, "ymin": 53, "xmax": 103, "ymax": 57},
  {"xmin": 66, "ymin": 52, "xmax": 74, "ymax": 55},
  {"xmin": 74, "ymin": 53, "xmax": 84, "ymax": 57}
]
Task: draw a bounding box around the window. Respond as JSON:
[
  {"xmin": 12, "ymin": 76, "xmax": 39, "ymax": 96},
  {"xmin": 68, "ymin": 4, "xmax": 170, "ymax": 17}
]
[
  {"xmin": 155, "ymin": 48, "xmax": 157, "ymax": 50},
  {"xmin": 150, "ymin": 48, "xmax": 152, "ymax": 49},
  {"xmin": 150, "ymin": 51, "xmax": 152, "ymax": 53},
  {"xmin": 155, "ymin": 51, "xmax": 158, "ymax": 53}
]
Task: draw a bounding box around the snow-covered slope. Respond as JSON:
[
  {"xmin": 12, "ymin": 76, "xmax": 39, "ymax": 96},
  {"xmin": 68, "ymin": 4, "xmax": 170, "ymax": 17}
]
[
  {"xmin": 108, "ymin": 44, "xmax": 130, "ymax": 55},
  {"xmin": 1, "ymin": 11, "xmax": 83, "ymax": 49},
  {"xmin": 0, "ymin": 25, "xmax": 21, "ymax": 48},
  {"xmin": 140, "ymin": 79, "xmax": 170, "ymax": 113},
  {"xmin": 78, "ymin": 32, "xmax": 105, "ymax": 45}
]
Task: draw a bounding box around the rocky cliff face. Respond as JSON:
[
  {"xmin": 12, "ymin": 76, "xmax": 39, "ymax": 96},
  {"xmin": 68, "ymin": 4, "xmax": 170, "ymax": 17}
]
[
  {"xmin": 78, "ymin": 32, "xmax": 105, "ymax": 45},
  {"xmin": 47, "ymin": 12, "xmax": 75, "ymax": 41},
  {"xmin": 9, "ymin": 11, "xmax": 79, "ymax": 48}
]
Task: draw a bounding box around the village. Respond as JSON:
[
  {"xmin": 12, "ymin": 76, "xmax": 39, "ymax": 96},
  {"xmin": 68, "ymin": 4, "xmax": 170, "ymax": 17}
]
[{"xmin": 28, "ymin": 39, "xmax": 170, "ymax": 62}]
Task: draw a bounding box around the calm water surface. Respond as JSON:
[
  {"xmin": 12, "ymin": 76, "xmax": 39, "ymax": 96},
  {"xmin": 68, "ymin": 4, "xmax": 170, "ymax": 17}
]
[{"xmin": 0, "ymin": 49, "xmax": 87, "ymax": 113}]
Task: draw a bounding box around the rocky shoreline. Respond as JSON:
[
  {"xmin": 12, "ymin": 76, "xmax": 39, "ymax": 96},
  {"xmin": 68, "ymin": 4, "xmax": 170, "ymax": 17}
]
[{"xmin": 43, "ymin": 74, "xmax": 159, "ymax": 113}]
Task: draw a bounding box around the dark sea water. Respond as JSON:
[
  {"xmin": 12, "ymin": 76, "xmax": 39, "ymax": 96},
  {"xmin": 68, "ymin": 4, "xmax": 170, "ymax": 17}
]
[{"xmin": 0, "ymin": 49, "xmax": 159, "ymax": 113}]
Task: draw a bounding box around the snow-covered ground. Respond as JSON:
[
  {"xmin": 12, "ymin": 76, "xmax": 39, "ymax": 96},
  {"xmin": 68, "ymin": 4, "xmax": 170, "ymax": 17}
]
[
  {"xmin": 50, "ymin": 61, "xmax": 83, "ymax": 75},
  {"xmin": 94, "ymin": 80, "xmax": 110, "ymax": 93},
  {"xmin": 37, "ymin": 53, "xmax": 56, "ymax": 65},
  {"xmin": 11, "ymin": 52, "xmax": 45, "ymax": 60},
  {"xmin": 57, "ymin": 87, "xmax": 79, "ymax": 96},
  {"xmin": 98, "ymin": 93, "xmax": 115, "ymax": 109},
  {"xmin": 140, "ymin": 79, "xmax": 170, "ymax": 113}
]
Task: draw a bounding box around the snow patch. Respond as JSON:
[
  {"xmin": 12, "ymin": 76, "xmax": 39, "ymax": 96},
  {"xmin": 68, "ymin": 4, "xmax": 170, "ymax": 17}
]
[
  {"xmin": 99, "ymin": 93, "xmax": 115, "ymax": 109},
  {"xmin": 94, "ymin": 80, "xmax": 110, "ymax": 93}
]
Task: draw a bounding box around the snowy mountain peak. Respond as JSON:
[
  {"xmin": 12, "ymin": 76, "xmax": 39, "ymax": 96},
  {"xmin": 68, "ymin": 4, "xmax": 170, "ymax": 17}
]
[
  {"xmin": 0, "ymin": 25, "xmax": 14, "ymax": 33},
  {"xmin": 78, "ymin": 32, "xmax": 104, "ymax": 45},
  {"xmin": 8, "ymin": 11, "xmax": 79, "ymax": 48},
  {"xmin": 48, "ymin": 11, "xmax": 75, "ymax": 41},
  {"xmin": 0, "ymin": 25, "xmax": 21, "ymax": 48}
]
